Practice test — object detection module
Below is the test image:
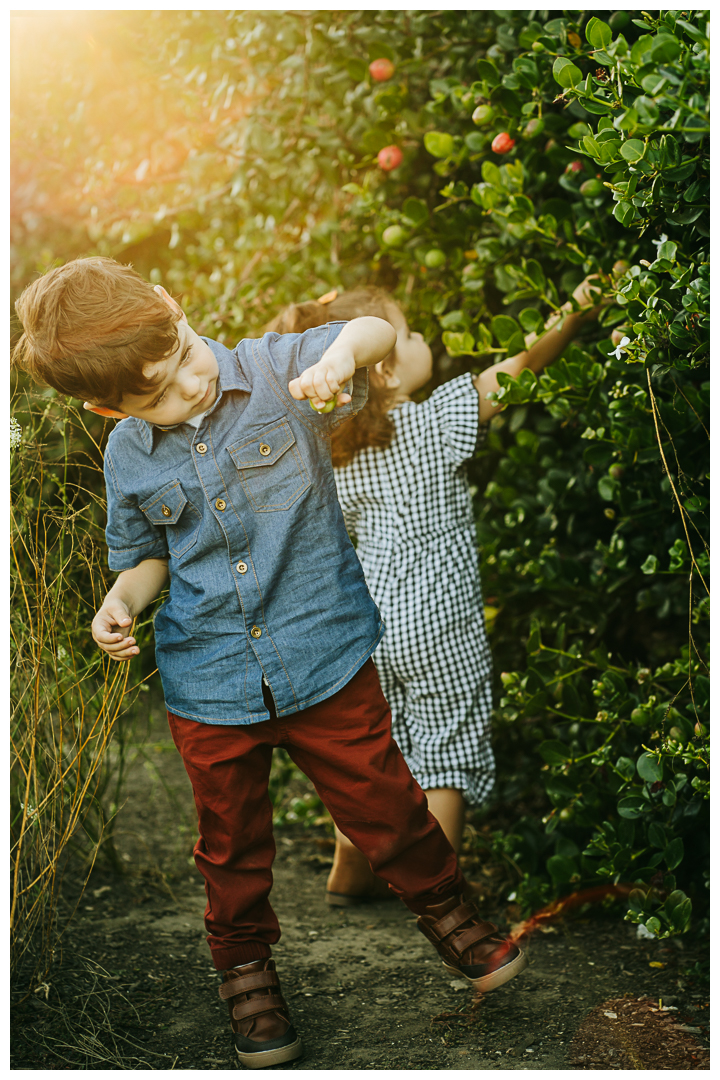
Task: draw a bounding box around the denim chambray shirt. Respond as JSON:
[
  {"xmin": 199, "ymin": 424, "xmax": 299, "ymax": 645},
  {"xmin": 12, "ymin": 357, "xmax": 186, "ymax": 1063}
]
[{"xmin": 104, "ymin": 323, "xmax": 384, "ymax": 724}]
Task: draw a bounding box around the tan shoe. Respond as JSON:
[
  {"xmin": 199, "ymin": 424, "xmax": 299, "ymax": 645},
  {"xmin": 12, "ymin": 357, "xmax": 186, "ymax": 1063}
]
[
  {"xmin": 416, "ymin": 894, "xmax": 527, "ymax": 993},
  {"xmin": 219, "ymin": 959, "xmax": 302, "ymax": 1068}
]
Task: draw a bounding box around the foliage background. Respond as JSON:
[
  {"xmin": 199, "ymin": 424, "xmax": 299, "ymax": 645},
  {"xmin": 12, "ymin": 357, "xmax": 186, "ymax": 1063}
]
[{"xmin": 11, "ymin": 9, "xmax": 709, "ymax": 977}]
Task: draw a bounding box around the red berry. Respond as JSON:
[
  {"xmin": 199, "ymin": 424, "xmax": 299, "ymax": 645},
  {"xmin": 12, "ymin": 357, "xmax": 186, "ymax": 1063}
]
[
  {"xmin": 369, "ymin": 58, "xmax": 395, "ymax": 81},
  {"xmin": 491, "ymin": 132, "xmax": 515, "ymax": 154},
  {"xmin": 377, "ymin": 144, "xmax": 403, "ymax": 171},
  {"xmin": 566, "ymin": 159, "xmax": 584, "ymax": 173}
]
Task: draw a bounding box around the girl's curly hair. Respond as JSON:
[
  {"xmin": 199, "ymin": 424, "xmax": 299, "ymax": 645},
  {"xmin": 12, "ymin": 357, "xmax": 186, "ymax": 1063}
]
[{"xmin": 264, "ymin": 287, "xmax": 399, "ymax": 469}]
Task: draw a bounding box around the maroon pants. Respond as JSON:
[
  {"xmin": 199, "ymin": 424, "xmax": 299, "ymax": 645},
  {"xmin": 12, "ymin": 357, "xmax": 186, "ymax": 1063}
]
[{"xmin": 167, "ymin": 659, "xmax": 465, "ymax": 970}]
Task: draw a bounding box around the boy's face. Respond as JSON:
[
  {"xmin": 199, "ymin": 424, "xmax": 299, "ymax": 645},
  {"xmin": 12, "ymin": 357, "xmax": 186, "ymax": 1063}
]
[{"xmin": 85, "ymin": 287, "xmax": 219, "ymax": 426}]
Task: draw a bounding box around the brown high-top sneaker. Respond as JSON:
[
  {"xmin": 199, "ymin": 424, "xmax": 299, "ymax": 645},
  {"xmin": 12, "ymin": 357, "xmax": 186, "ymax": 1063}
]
[
  {"xmin": 218, "ymin": 958, "xmax": 302, "ymax": 1068},
  {"xmin": 417, "ymin": 894, "xmax": 527, "ymax": 993}
]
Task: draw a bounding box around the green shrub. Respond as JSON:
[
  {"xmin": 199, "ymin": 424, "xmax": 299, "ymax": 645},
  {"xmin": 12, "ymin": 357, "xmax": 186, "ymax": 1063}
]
[{"xmin": 11, "ymin": 10, "xmax": 709, "ymax": 946}]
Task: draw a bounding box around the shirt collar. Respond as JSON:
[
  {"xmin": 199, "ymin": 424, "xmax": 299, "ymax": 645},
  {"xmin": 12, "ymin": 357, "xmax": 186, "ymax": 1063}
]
[{"xmin": 134, "ymin": 337, "xmax": 251, "ymax": 451}]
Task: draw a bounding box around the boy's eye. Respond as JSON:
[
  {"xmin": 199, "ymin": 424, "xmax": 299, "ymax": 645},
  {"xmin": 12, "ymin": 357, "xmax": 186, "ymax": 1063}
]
[{"xmin": 180, "ymin": 345, "xmax": 192, "ymax": 365}]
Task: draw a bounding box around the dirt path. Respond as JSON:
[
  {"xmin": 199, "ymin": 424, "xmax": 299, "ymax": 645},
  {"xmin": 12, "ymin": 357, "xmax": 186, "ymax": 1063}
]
[{"xmin": 12, "ymin": 714, "xmax": 710, "ymax": 1070}]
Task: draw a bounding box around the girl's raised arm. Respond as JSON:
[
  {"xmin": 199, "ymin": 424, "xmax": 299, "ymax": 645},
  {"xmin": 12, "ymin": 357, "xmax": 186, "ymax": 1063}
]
[{"xmin": 474, "ymin": 276, "xmax": 605, "ymax": 424}]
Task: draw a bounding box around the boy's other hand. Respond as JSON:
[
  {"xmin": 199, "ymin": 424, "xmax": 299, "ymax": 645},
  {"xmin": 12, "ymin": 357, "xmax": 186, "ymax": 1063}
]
[{"xmin": 92, "ymin": 600, "xmax": 139, "ymax": 661}]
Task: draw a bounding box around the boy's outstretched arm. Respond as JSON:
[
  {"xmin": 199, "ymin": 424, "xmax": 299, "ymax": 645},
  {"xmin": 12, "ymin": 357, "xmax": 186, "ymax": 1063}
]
[
  {"xmin": 92, "ymin": 558, "xmax": 169, "ymax": 661},
  {"xmin": 288, "ymin": 316, "xmax": 397, "ymax": 409},
  {"xmin": 475, "ymin": 276, "xmax": 605, "ymax": 423}
]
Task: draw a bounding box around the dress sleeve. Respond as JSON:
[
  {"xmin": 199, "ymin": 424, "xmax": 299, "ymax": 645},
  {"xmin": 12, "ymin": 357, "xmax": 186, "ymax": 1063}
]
[{"xmin": 428, "ymin": 372, "xmax": 487, "ymax": 465}]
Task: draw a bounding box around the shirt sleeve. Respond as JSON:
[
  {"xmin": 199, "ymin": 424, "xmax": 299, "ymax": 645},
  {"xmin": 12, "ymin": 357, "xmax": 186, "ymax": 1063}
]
[
  {"xmin": 104, "ymin": 448, "xmax": 169, "ymax": 571},
  {"xmin": 249, "ymin": 322, "xmax": 369, "ymax": 437},
  {"xmin": 428, "ymin": 371, "xmax": 487, "ymax": 465}
]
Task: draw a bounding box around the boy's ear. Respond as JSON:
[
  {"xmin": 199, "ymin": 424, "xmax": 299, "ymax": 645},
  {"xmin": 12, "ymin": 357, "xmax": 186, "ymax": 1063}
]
[
  {"xmin": 153, "ymin": 283, "xmax": 187, "ymax": 322},
  {"xmin": 83, "ymin": 402, "xmax": 129, "ymax": 419}
]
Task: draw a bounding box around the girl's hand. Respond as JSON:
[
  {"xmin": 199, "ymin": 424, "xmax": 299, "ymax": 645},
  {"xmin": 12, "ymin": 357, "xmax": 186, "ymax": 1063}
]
[
  {"xmin": 92, "ymin": 600, "xmax": 139, "ymax": 661},
  {"xmin": 572, "ymin": 274, "xmax": 607, "ymax": 317},
  {"xmin": 288, "ymin": 346, "xmax": 354, "ymax": 410}
]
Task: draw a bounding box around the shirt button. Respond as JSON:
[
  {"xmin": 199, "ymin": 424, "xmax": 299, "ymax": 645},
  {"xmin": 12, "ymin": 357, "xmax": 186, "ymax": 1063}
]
[
  {"xmin": 236, "ymin": 561, "xmax": 248, "ymax": 575},
  {"xmin": 215, "ymin": 498, "xmax": 227, "ymax": 511},
  {"xmin": 250, "ymin": 626, "xmax": 262, "ymax": 639},
  {"xmin": 259, "ymin": 443, "xmax": 272, "ymax": 457},
  {"xmin": 161, "ymin": 505, "xmax": 171, "ymax": 517},
  {"xmin": 196, "ymin": 443, "xmax": 208, "ymax": 455}
]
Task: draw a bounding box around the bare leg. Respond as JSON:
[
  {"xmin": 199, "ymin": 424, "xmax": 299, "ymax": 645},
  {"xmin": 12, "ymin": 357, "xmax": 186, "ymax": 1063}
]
[
  {"xmin": 426, "ymin": 788, "xmax": 466, "ymax": 853},
  {"xmin": 326, "ymin": 824, "xmax": 388, "ymax": 899},
  {"xmin": 326, "ymin": 788, "xmax": 467, "ymax": 898}
]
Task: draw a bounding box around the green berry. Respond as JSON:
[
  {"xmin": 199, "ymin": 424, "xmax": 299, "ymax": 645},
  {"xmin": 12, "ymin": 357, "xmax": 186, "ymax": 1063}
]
[
  {"xmin": 472, "ymin": 104, "xmax": 494, "ymax": 126},
  {"xmin": 425, "ymin": 248, "xmax": 447, "ymax": 269},
  {"xmin": 310, "ymin": 397, "xmax": 337, "ymax": 414},
  {"xmin": 580, "ymin": 179, "xmax": 605, "ymax": 198},
  {"xmin": 382, "ymin": 224, "xmax": 407, "ymax": 247}
]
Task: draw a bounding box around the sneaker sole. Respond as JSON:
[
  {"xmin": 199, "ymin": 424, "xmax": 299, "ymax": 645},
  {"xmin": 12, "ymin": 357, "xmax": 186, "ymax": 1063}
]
[
  {"xmin": 235, "ymin": 1036, "xmax": 303, "ymax": 1069},
  {"xmin": 443, "ymin": 947, "xmax": 528, "ymax": 993}
]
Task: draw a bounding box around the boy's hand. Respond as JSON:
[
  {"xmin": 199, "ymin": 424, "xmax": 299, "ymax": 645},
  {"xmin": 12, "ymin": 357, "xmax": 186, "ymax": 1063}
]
[
  {"xmin": 288, "ymin": 346, "xmax": 354, "ymax": 410},
  {"xmin": 92, "ymin": 600, "xmax": 139, "ymax": 661}
]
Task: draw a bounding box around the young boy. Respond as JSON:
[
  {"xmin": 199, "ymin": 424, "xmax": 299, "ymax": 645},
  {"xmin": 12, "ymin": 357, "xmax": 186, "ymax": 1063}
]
[{"xmin": 15, "ymin": 257, "xmax": 527, "ymax": 1068}]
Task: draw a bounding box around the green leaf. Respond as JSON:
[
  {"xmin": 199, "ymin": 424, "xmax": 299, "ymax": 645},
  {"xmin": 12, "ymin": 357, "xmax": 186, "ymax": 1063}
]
[
  {"xmin": 539, "ymin": 740, "xmax": 573, "ymax": 765},
  {"xmin": 613, "ymin": 200, "xmax": 637, "ymax": 225},
  {"xmin": 637, "ymin": 752, "xmax": 663, "ymax": 784},
  {"xmin": 491, "ymin": 315, "xmax": 522, "ymax": 347},
  {"xmin": 481, "ymin": 160, "xmax": 502, "ymax": 187},
  {"xmin": 553, "ymin": 57, "xmax": 583, "ymax": 88},
  {"xmin": 664, "ymin": 837, "xmax": 684, "ymax": 871},
  {"xmin": 424, "ymin": 131, "xmax": 455, "ymax": 159},
  {"xmin": 597, "ymin": 475, "xmax": 616, "ymax": 501},
  {"xmin": 442, "ymin": 331, "xmax": 477, "ymax": 357},
  {"xmin": 648, "ymin": 822, "xmax": 667, "ymax": 848},
  {"xmin": 617, "ymin": 795, "xmax": 646, "ymax": 820},
  {"xmin": 650, "ymin": 33, "xmax": 681, "ymax": 62},
  {"xmin": 518, "ymin": 307, "xmax": 544, "ymax": 333},
  {"xmin": 615, "ymin": 756, "xmax": 636, "ymax": 782},
  {"xmin": 641, "ymin": 554, "xmax": 659, "ymax": 575},
  {"xmin": 476, "ymin": 59, "xmax": 500, "ymax": 86},
  {"xmin": 657, "ymin": 240, "xmax": 677, "ymax": 261},
  {"xmin": 345, "ymin": 58, "xmax": 368, "ymax": 82},
  {"xmin": 546, "ymin": 854, "xmax": 578, "ymax": 884},
  {"xmin": 585, "ymin": 17, "xmax": 613, "ymax": 49},
  {"xmin": 620, "ymin": 139, "xmax": 645, "ymax": 162},
  {"xmin": 401, "ymin": 197, "xmax": 429, "ymax": 225}
]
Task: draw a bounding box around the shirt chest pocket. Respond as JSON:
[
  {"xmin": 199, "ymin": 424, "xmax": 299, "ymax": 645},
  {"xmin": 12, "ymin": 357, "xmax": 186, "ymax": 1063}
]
[
  {"xmin": 140, "ymin": 480, "xmax": 202, "ymax": 558},
  {"xmin": 226, "ymin": 419, "xmax": 310, "ymax": 512}
]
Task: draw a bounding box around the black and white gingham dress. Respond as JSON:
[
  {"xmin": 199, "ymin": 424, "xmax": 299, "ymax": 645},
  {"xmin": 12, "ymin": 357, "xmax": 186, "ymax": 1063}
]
[{"xmin": 334, "ymin": 372, "xmax": 495, "ymax": 805}]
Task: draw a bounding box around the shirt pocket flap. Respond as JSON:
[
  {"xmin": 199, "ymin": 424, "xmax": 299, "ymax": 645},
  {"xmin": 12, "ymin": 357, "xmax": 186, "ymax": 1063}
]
[
  {"xmin": 140, "ymin": 480, "xmax": 188, "ymax": 525},
  {"xmin": 226, "ymin": 420, "xmax": 295, "ymax": 470}
]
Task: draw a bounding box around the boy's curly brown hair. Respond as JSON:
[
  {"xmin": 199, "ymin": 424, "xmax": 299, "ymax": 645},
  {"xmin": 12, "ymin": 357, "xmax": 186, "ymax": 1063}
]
[
  {"xmin": 12, "ymin": 257, "xmax": 181, "ymax": 407},
  {"xmin": 265, "ymin": 287, "xmax": 399, "ymax": 468}
]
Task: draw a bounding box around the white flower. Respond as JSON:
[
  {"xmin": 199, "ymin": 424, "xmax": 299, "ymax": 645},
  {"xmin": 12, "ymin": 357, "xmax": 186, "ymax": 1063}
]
[
  {"xmin": 609, "ymin": 336, "xmax": 630, "ymax": 360},
  {"xmin": 10, "ymin": 417, "xmax": 22, "ymax": 449}
]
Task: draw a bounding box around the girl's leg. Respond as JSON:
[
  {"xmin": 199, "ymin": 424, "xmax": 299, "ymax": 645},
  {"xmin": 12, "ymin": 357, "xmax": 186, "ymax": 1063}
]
[
  {"xmin": 426, "ymin": 788, "xmax": 466, "ymax": 853},
  {"xmin": 326, "ymin": 824, "xmax": 388, "ymax": 901},
  {"xmin": 282, "ymin": 661, "xmax": 465, "ymax": 906},
  {"xmin": 325, "ymin": 788, "xmax": 465, "ymax": 902}
]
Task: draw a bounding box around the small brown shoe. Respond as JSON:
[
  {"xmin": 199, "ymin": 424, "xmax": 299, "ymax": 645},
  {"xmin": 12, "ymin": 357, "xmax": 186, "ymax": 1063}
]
[
  {"xmin": 417, "ymin": 895, "xmax": 527, "ymax": 993},
  {"xmin": 219, "ymin": 958, "xmax": 302, "ymax": 1068}
]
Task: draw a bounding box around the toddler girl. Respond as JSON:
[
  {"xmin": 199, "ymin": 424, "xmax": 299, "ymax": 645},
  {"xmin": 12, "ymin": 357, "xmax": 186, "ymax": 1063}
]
[{"xmin": 268, "ymin": 278, "xmax": 602, "ymax": 903}]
